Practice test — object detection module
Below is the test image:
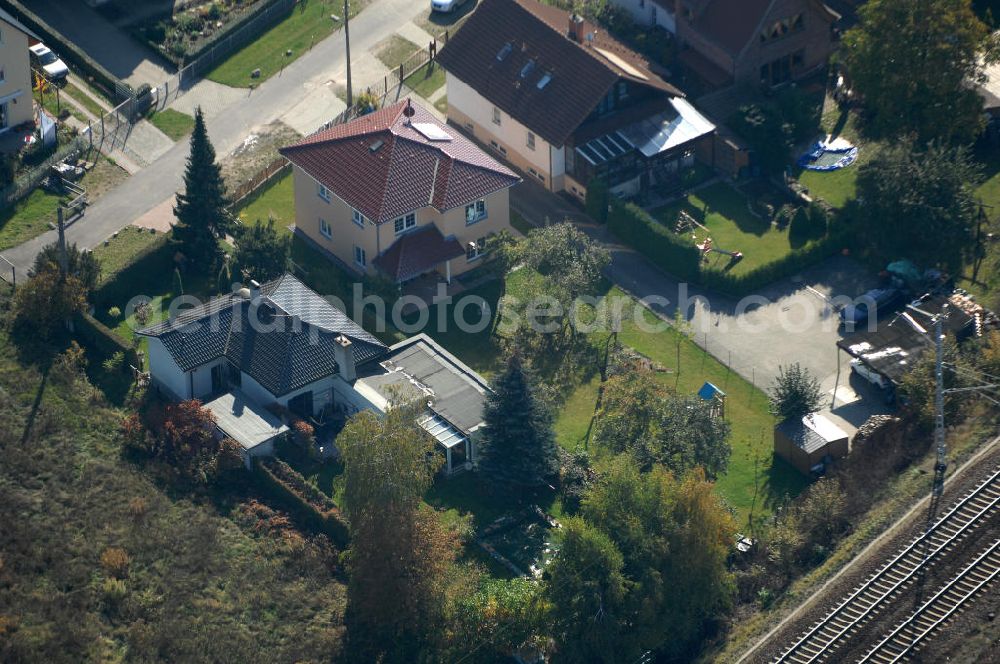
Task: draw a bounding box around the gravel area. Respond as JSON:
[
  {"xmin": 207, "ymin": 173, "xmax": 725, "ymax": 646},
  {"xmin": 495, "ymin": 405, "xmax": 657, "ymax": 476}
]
[
  {"xmin": 746, "ymin": 445, "xmax": 1000, "ymax": 663},
  {"xmin": 219, "ymin": 120, "xmax": 301, "ymax": 194}
]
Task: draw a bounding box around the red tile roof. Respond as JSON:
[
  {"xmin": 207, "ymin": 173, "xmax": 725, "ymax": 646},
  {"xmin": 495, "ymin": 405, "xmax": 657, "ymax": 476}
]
[
  {"xmin": 372, "ymin": 225, "xmax": 466, "ymax": 282},
  {"xmin": 280, "ymin": 101, "xmax": 520, "ymax": 224},
  {"xmin": 435, "ymin": 0, "xmax": 683, "ymax": 147}
]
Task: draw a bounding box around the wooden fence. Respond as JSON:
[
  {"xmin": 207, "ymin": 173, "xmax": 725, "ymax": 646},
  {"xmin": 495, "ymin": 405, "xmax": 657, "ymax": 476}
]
[{"xmin": 229, "ymin": 156, "xmax": 292, "ymax": 210}]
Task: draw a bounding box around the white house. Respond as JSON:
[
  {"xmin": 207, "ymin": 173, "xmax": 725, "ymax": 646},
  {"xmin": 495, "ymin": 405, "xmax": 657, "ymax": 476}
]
[{"xmin": 138, "ymin": 274, "xmax": 489, "ymax": 474}]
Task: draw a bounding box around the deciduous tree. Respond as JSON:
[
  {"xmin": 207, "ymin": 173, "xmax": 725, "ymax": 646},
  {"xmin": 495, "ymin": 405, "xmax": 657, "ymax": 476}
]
[
  {"xmin": 12, "ymin": 268, "xmax": 87, "ymax": 336},
  {"xmin": 854, "ymin": 142, "xmax": 980, "ymax": 272},
  {"xmin": 172, "ymin": 107, "xmax": 230, "ymax": 271},
  {"xmin": 338, "ymin": 404, "xmax": 459, "ymax": 659},
  {"xmin": 843, "ymin": 0, "xmax": 998, "ymax": 144},
  {"xmin": 594, "ymin": 369, "xmax": 731, "ymax": 478},
  {"xmin": 543, "ymin": 517, "xmax": 633, "ymax": 663},
  {"xmin": 33, "ymin": 242, "xmax": 100, "ymax": 293}
]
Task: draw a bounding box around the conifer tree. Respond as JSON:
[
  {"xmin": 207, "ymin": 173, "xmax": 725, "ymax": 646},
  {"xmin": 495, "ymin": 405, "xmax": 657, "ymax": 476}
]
[
  {"xmin": 172, "ymin": 107, "xmax": 230, "ymax": 271},
  {"xmin": 478, "ymin": 354, "xmax": 559, "ymax": 495}
]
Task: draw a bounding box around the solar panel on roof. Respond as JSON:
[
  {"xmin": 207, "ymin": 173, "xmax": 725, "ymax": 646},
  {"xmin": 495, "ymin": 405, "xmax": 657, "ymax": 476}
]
[{"xmin": 411, "ymin": 122, "xmax": 452, "ymax": 141}]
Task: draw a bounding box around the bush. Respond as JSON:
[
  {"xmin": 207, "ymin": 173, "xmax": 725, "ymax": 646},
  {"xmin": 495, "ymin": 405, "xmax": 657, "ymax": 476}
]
[
  {"xmin": 585, "ymin": 178, "xmax": 610, "ymax": 223},
  {"xmin": 607, "ymin": 200, "xmax": 701, "ymax": 281},
  {"xmin": 255, "ymin": 457, "xmax": 349, "ymax": 546}
]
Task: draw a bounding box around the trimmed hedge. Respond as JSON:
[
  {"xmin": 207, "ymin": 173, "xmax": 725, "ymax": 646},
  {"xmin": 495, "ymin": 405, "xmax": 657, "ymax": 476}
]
[
  {"xmin": 254, "ymin": 457, "xmax": 349, "ymax": 547},
  {"xmin": 607, "ymin": 198, "xmax": 851, "ymax": 296},
  {"xmin": 93, "ymin": 233, "xmax": 173, "ymax": 312},
  {"xmin": 607, "ymin": 199, "xmax": 701, "ymax": 281},
  {"xmin": 1, "ymin": 0, "xmax": 124, "ymax": 100},
  {"xmin": 585, "ymin": 178, "xmax": 609, "ymax": 224},
  {"xmin": 73, "ymin": 311, "xmax": 139, "ymax": 370}
]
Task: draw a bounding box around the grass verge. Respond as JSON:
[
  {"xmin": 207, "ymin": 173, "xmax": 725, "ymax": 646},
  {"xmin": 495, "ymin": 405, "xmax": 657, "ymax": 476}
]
[
  {"xmin": 404, "ymin": 60, "xmax": 446, "ymax": 98},
  {"xmin": 206, "ymin": 0, "xmax": 365, "ymax": 88},
  {"xmin": 374, "ymin": 34, "xmax": 421, "ymax": 69},
  {"xmin": 148, "ymin": 108, "xmax": 195, "ymax": 141}
]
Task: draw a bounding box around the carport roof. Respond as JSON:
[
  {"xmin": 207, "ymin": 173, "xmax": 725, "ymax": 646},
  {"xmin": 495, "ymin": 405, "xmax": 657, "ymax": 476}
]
[{"xmin": 837, "ymin": 294, "xmax": 974, "ymax": 384}]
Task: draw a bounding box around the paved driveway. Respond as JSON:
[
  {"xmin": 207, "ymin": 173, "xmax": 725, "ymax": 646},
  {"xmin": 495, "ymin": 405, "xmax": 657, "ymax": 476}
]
[
  {"xmin": 510, "ymin": 178, "xmax": 890, "ymax": 434},
  {"xmin": 29, "ymin": 0, "xmax": 174, "ymax": 88}
]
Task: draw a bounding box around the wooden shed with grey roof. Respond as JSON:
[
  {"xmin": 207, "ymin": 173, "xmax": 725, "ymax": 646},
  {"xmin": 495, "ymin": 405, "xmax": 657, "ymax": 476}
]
[{"xmin": 774, "ymin": 412, "xmax": 849, "ymax": 476}]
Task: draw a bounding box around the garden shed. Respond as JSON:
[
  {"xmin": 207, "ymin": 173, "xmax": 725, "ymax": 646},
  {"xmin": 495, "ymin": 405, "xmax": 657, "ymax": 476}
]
[{"xmin": 774, "ymin": 412, "xmax": 849, "ymax": 476}]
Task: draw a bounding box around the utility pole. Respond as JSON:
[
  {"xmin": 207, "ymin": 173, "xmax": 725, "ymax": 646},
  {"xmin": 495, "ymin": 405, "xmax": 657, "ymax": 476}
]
[
  {"xmin": 56, "ymin": 207, "xmax": 68, "ymax": 276},
  {"xmin": 932, "ymin": 305, "xmax": 947, "ymax": 497},
  {"xmin": 344, "ymin": 0, "xmax": 353, "ymax": 107}
]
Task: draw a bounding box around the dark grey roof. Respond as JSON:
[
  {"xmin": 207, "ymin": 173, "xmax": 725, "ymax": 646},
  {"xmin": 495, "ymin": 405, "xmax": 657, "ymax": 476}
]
[
  {"xmin": 837, "ymin": 294, "xmax": 976, "ymax": 384},
  {"xmin": 139, "ymin": 274, "xmax": 388, "ymax": 396},
  {"xmin": 355, "ymin": 333, "xmax": 490, "ymax": 434},
  {"xmin": 776, "ymin": 413, "xmax": 848, "ymax": 454}
]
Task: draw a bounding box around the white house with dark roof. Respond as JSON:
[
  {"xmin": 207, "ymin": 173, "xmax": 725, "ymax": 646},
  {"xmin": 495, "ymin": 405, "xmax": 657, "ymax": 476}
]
[{"xmin": 138, "ymin": 274, "xmax": 489, "ymax": 474}]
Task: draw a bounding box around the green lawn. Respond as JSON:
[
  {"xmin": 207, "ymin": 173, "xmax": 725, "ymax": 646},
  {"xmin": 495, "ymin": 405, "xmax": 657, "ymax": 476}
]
[
  {"xmin": 374, "ymin": 34, "xmax": 421, "ymax": 69},
  {"xmin": 794, "ymin": 106, "xmax": 875, "ymax": 209},
  {"xmin": 206, "ymin": 0, "xmax": 364, "ymax": 88},
  {"xmin": 551, "ymin": 289, "xmax": 805, "ymax": 526},
  {"xmin": 0, "ymin": 158, "xmax": 127, "ymax": 251},
  {"xmin": 404, "ymin": 60, "xmax": 446, "ymax": 98},
  {"xmin": 148, "ymin": 108, "xmax": 195, "ymax": 141},
  {"xmin": 37, "ymin": 86, "xmax": 88, "ymax": 123},
  {"xmin": 652, "ymin": 181, "xmax": 797, "ymax": 275},
  {"xmin": 0, "ymin": 188, "xmax": 62, "ymax": 251},
  {"xmin": 91, "ymin": 226, "xmax": 163, "ymax": 284},
  {"xmin": 236, "ymin": 170, "xmax": 295, "ymax": 229},
  {"xmin": 63, "ymin": 81, "xmax": 107, "ymax": 118}
]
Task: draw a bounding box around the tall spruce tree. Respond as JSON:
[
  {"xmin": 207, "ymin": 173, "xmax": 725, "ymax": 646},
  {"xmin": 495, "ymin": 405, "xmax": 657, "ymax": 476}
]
[
  {"xmin": 478, "ymin": 354, "xmax": 559, "ymax": 495},
  {"xmin": 172, "ymin": 107, "xmax": 230, "ymax": 271}
]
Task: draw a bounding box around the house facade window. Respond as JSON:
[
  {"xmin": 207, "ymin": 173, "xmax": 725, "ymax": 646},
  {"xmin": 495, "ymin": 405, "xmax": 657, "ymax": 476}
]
[
  {"xmin": 492, "ymin": 106, "xmax": 501, "ymax": 125},
  {"xmin": 354, "ymin": 245, "xmax": 367, "ymax": 267},
  {"xmin": 352, "ymin": 208, "xmax": 366, "ymax": 227},
  {"xmin": 317, "ymin": 183, "xmax": 331, "ymax": 202},
  {"xmin": 489, "ymin": 140, "xmax": 507, "ymax": 157},
  {"xmin": 393, "ymin": 212, "xmax": 416, "ymax": 235},
  {"xmin": 467, "ymin": 235, "xmax": 488, "ymax": 262},
  {"xmin": 526, "ymin": 131, "xmax": 535, "ymax": 150},
  {"xmin": 465, "ymin": 200, "xmax": 487, "ymax": 225},
  {"xmin": 319, "ymin": 217, "xmax": 332, "ymax": 239}
]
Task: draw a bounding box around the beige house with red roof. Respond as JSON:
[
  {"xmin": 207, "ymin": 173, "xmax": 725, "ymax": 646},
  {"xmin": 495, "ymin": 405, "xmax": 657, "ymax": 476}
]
[{"xmin": 280, "ymin": 100, "xmax": 520, "ymax": 284}]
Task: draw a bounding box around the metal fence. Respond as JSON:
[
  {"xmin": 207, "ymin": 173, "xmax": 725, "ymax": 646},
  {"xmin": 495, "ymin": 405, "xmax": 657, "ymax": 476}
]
[
  {"xmin": 359, "ymin": 30, "xmax": 449, "ymax": 104},
  {"xmin": 0, "ymin": 135, "xmax": 88, "ymax": 208}
]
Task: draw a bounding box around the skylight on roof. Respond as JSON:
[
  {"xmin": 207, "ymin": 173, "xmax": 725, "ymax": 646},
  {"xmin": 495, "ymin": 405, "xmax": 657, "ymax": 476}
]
[
  {"xmin": 520, "ymin": 59, "xmax": 536, "ymax": 79},
  {"xmin": 537, "ymin": 72, "xmax": 553, "ymax": 89},
  {"xmin": 412, "ymin": 122, "xmax": 452, "ymax": 142},
  {"xmin": 496, "ymin": 42, "xmax": 513, "ymax": 61},
  {"xmin": 369, "ymin": 139, "xmax": 384, "ymax": 152}
]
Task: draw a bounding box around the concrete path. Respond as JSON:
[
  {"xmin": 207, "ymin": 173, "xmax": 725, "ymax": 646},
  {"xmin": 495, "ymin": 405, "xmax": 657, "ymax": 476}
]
[
  {"xmin": 0, "ymin": 0, "xmax": 431, "ymax": 279},
  {"xmin": 29, "ymin": 0, "xmax": 174, "ymax": 88},
  {"xmin": 396, "ymin": 20, "xmax": 435, "ymax": 49},
  {"xmin": 510, "ymin": 178, "xmax": 887, "ymax": 434}
]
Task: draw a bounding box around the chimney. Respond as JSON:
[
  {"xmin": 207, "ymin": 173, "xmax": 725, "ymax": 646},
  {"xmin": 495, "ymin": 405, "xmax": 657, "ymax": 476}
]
[
  {"xmin": 568, "ymin": 13, "xmax": 586, "ymax": 42},
  {"xmin": 333, "ymin": 334, "xmax": 356, "ymax": 382}
]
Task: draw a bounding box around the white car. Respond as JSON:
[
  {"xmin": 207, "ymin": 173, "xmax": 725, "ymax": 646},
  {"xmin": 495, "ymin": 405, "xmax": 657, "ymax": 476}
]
[
  {"xmin": 431, "ymin": 0, "xmax": 468, "ymax": 13},
  {"xmin": 29, "ymin": 43, "xmax": 69, "ymax": 82},
  {"xmin": 850, "ymin": 358, "xmax": 889, "ymax": 390}
]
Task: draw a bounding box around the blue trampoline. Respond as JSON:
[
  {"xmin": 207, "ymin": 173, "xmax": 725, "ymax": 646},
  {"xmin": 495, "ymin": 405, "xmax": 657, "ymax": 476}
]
[{"xmin": 798, "ymin": 137, "xmax": 859, "ymax": 171}]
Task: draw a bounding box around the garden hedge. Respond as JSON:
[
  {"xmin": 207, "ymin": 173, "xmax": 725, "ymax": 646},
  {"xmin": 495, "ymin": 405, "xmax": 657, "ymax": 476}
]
[
  {"xmin": 254, "ymin": 457, "xmax": 349, "ymax": 547},
  {"xmin": 1, "ymin": 1, "xmax": 124, "ymax": 100},
  {"xmin": 93, "ymin": 233, "xmax": 173, "ymax": 312},
  {"xmin": 607, "ymin": 199, "xmax": 702, "ymax": 281},
  {"xmin": 73, "ymin": 311, "xmax": 139, "ymax": 371},
  {"xmin": 607, "ymin": 198, "xmax": 852, "ymax": 296}
]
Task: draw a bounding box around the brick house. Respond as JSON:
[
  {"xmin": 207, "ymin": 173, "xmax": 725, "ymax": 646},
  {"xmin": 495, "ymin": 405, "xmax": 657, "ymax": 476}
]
[
  {"xmin": 672, "ymin": 0, "xmax": 840, "ymax": 89},
  {"xmin": 436, "ymin": 0, "xmax": 716, "ymax": 201}
]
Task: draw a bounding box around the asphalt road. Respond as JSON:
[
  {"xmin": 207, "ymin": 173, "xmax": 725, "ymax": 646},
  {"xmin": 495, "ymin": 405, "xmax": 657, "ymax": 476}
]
[{"xmin": 0, "ymin": 0, "xmax": 431, "ymax": 280}]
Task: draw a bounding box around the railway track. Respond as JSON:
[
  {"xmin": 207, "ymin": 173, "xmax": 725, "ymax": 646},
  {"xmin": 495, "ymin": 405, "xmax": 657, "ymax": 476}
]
[
  {"xmin": 772, "ymin": 467, "xmax": 1000, "ymax": 664},
  {"xmin": 857, "ymin": 537, "xmax": 1000, "ymax": 663}
]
